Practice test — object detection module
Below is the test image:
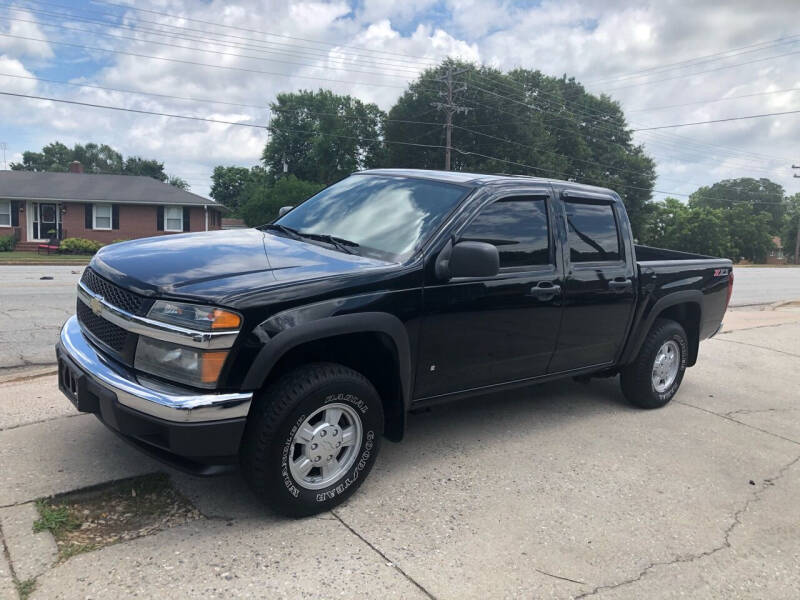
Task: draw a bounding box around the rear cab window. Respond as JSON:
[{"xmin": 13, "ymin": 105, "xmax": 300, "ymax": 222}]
[
  {"xmin": 564, "ymin": 199, "xmax": 622, "ymax": 263},
  {"xmin": 460, "ymin": 195, "xmax": 551, "ymax": 269}
]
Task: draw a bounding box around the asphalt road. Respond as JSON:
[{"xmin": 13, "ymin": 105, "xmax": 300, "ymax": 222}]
[
  {"xmin": 1, "ymin": 314, "xmax": 799, "ymax": 599},
  {"xmin": 0, "ymin": 266, "xmax": 83, "ymax": 372},
  {"xmin": 728, "ymin": 266, "xmax": 800, "ymax": 306},
  {"xmin": 0, "ymin": 264, "xmax": 799, "ymax": 372}
]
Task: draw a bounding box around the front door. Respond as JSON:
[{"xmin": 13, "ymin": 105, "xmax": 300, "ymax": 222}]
[
  {"xmin": 414, "ymin": 191, "xmax": 564, "ymax": 400},
  {"xmin": 32, "ymin": 203, "xmax": 61, "ymax": 240}
]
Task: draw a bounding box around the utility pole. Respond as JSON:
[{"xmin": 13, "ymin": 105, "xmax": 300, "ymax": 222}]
[
  {"xmin": 793, "ymin": 164, "xmax": 799, "ymax": 264},
  {"xmin": 0, "ymin": 142, "xmax": 6, "ymax": 170},
  {"xmin": 432, "ymin": 64, "xmax": 469, "ymax": 170}
]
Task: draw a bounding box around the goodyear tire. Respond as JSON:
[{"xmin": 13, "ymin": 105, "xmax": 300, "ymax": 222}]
[
  {"xmin": 620, "ymin": 319, "xmax": 688, "ymax": 409},
  {"xmin": 241, "ymin": 362, "xmax": 383, "ymax": 517}
]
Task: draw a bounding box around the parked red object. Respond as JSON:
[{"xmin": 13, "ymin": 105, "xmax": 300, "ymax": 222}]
[{"xmin": 37, "ymin": 238, "xmax": 60, "ymax": 254}]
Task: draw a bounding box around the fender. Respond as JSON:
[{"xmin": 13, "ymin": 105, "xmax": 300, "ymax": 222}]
[
  {"xmin": 241, "ymin": 311, "xmax": 413, "ymax": 411},
  {"xmin": 619, "ymin": 290, "xmax": 703, "ymax": 366}
]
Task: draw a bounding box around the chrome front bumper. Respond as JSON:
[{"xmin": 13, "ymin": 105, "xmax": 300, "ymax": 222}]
[{"xmin": 58, "ymin": 316, "xmax": 252, "ymax": 423}]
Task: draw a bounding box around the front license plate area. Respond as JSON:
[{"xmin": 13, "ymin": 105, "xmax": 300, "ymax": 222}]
[{"xmin": 58, "ymin": 357, "xmax": 99, "ymax": 413}]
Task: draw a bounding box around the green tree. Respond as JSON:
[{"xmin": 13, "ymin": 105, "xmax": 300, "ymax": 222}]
[
  {"xmin": 210, "ymin": 165, "xmax": 264, "ymax": 212},
  {"xmin": 690, "ymin": 178, "xmax": 785, "ymax": 233},
  {"xmin": 644, "ymin": 198, "xmax": 734, "ymax": 258},
  {"xmin": 263, "ymin": 90, "xmax": 386, "ymax": 185},
  {"xmin": 122, "ymin": 156, "xmax": 167, "ymax": 181},
  {"xmin": 167, "ymin": 175, "xmax": 190, "ymax": 190},
  {"xmin": 240, "ymin": 176, "xmax": 324, "ymax": 226},
  {"xmin": 689, "ymin": 179, "xmax": 779, "ymax": 262},
  {"xmin": 10, "ymin": 141, "xmax": 172, "ymax": 182},
  {"xmin": 386, "ymin": 60, "xmax": 657, "ymax": 237},
  {"xmin": 782, "ymin": 193, "xmax": 800, "ymax": 263}
]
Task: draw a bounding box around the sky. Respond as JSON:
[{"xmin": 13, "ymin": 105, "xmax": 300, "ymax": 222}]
[{"xmin": 0, "ymin": 0, "xmax": 798, "ymax": 200}]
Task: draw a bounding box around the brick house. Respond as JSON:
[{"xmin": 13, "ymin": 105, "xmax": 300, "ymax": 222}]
[
  {"xmin": 766, "ymin": 236, "xmax": 786, "ymax": 265},
  {"xmin": 0, "ymin": 166, "xmax": 224, "ymax": 250}
]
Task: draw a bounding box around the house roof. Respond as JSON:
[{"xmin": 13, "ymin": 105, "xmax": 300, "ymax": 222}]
[{"xmin": 0, "ymin": 171, "xmax": 220, "ymax": 208}]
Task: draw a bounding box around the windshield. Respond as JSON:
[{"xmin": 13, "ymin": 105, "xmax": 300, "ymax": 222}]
[{"xmin": 274, "ymin": 174, "xmax": 470, "ymax": 261}]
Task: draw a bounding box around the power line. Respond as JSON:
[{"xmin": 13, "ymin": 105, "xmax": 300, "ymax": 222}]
[
  {"xmin": 86, "ymin": 0, "xmax": 443, "ymax": 64},
  {"xmin": 625, "ymin": 87, "xmax": 800, "ymax": 113},
  {"xmin": 0, "ymin": 14, "xmax": 422, "ymax": 81},
  {"xmin": 460, "ymin": 74, "xmax": 796, "ymax": 165},
  {"xmin": 4, "ymin": 3, "xmax": 431, "ymax": 74},
  {"xmin": 1, "ymin": 89, "xmax": 787, "ymax": 206},
  {"xmin": 631, "ymin": 109, "xmax": 800, "ymax": 131},
  {"xmin": 0, "ymin": 90, "xmax": 449, "ymax": 150},
  {"xmin": 583, "ymin": 33, "xmax": 800, "ymax": 85},
  {"xmin": 603, "ymin": 48, "xmax": 800, "ymax": 91},
  {"xmin": 0, "ymin": 32, "xmax": 412, "ymax": 89}
]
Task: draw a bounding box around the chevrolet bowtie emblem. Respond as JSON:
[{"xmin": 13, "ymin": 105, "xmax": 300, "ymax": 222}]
[{"xmin": 90, "ymin": 296, "xmax": 103, "ymax": 316}]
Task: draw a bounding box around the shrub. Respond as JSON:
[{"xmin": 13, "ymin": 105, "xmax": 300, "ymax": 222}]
[
  {"xmin": 0, "ymin": 235, "xmax": 15, "ymax": 252},
  {"xmin": 59, "ymin": 237, "xmax": 103, "ymax": 255}
]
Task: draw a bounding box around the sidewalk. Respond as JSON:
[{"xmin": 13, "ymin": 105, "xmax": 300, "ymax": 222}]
[{"xmin": 1, "ymin": 311, "xmax": 798, "ymax": 599}]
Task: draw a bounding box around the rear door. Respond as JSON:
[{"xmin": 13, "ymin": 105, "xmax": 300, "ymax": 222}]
[
  {"xmin": 548, "ymin": 190, "xmax": 636, "ymax": 372},
  {"xmin": 414, "ymin": 188, "xmax": 565, "ymax": 399}
]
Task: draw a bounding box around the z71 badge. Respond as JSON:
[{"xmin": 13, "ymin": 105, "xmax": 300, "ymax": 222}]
[{"xmin": 713, "ymin": 268, "xmax": 730, "ymax": 277}]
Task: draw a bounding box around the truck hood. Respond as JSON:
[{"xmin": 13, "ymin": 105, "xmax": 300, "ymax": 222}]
[{"xmin": 90, "ymin": 229, "xmax": 391, "ymax": 304}]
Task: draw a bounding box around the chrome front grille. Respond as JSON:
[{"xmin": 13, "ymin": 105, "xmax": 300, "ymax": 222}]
[{"xmin": 80, "ymin": 268, "xmax": 148, "ymax": 315}]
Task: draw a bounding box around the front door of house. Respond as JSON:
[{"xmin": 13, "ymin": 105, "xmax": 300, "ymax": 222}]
[{"xmin": 32, "ymin": 203, "xmax": 61, "ymax": 240}]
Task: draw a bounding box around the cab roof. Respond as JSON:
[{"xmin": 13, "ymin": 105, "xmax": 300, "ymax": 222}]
[{"xmin": 357, "ymin": 168, "xmax": 616, "ymax": 196}]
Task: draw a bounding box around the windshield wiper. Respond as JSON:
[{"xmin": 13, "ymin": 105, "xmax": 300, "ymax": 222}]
[
  {"xmin": 298, "ymin": 232, "xmax": 360, "ymax": 255},
  {"xmin": 260, "ymin": 223, "xmax": 302, "ymax": 241}
]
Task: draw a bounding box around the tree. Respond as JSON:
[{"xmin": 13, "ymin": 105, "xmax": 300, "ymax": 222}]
[
  {"xmin": 240, "ymin": 176, "xmax": 324, "ymax": 226},
  {"xmin": 167, "ymin": 175, "xmax": 190, "ymax": 190},
  {"xmin": 782, "ymin": 193, "xmax": 800, "ymax": 264},
  {"xmin": 644, "ymin": 198, "xmax": 735, "ymax": 258},
  {"xmin": 689, "ymin": 179, "xmax": 779, "ymax": 263},
  {"xmin": 122, "ymin": 156, "xmax": 167, "ymax": 181},
  {"xmin": 210, "ymin": 166, "xmax": 260, "ymax": 212},
  {"xmin": 690, "ymin": 178, "xmax": 785, "ymax": 233},
  {"xmin": 10, "ymin": 141, "xmax": 171, "ymax": 182},
  {"xmin": 386, "ymin": 60, "xmax": 657, "ymax": 237},
  {"xmin": 263, "ymin": 90, "xmax": 386, "ymax": 185}
]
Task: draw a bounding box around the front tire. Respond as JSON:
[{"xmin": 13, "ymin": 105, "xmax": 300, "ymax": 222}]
[
  {"xmin": 620, "ymin": 319, "xmax": 688, "ymax": 409},
  {"xmin": 240, "ymin": 363, "xmax": 383, "ymax": 517}
]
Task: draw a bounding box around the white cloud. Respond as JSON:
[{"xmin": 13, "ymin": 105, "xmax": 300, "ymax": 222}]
[
  {"xmin": 0, "ymin": 8, "xmax": 54, "ymax": 59},
  {"xmin": 0, "ymin": 0, "xmax": 797, "ymax": 200}
]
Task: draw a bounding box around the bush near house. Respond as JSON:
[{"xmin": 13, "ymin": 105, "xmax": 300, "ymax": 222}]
[
  {"xmin": 0, "ymin": 235, "xmax": 15, "ymax": 251},
  {"xmin": 60, "ymin": 237, "xmax": 103, "ymax": 254}
]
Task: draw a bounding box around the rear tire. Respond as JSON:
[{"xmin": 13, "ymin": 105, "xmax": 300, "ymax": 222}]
[
  {"xmin": 620, "ymin": 319, "xmax": 688, "ymax": 409},
  {"xmin": 240, "ymin": 362, "xmax": 383, "ymax": 517}
]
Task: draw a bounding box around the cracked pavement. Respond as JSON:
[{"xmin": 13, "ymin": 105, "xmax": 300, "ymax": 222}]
[{"xmin": 1, "ymin": 301, "xmax": 800, "ymax": 598}]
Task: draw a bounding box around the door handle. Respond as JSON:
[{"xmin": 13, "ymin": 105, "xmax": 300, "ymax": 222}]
[
  {"xmin": 608, "ymin": 279, "xmax": 632, "ymax": 292},
  {"xmin": 530, "ymin": 282, "xmax": 561, "ymax": 299}
]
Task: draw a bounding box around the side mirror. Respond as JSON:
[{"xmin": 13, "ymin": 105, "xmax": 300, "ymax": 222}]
[
  {"xmin": 278, "ymin": 205, "xmax": 294, "ymax": 217},
  {"xmin": 436, "ymin": 240, "xmax": 499, "ymax": 280}
]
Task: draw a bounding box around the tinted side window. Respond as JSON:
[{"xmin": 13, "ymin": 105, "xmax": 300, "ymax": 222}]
[
  {"xmin": 461, "ymin": 196, "xmax": 550, "ymax": 268},
  {"xmin": 565, "ymin": 201, "xmax": 621, "ymax": 263}
]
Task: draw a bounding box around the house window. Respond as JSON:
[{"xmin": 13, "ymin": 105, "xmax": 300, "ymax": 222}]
[
  {"xmin": 93, "ymin": 204, "xmax": 112, "ymax": 230},
  {"xmin": 165, "ymin": 206, "xmax": 183, "ymax": 232},
  {"xmin": 0, "ymin": 201, "xmax": 10, "ymax": 227}
]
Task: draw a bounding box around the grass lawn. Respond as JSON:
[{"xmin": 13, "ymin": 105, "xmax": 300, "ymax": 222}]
[{"xmin": 0, "ymin": 251, "xmax": 92, "ymax": 265}]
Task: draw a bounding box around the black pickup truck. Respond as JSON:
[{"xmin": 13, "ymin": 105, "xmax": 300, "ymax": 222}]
[{"xmin": 56, "ymin": 169, "xmax": 734, "ymax": 516}]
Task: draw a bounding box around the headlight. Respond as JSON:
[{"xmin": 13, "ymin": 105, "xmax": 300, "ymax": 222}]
[
  {"xmin": 148, "ymin": 301, "xmax": 241, "ymax": 331},
  {"xmin": 135, "ymin": 337, "xmax": 228, "ymax": 388}
]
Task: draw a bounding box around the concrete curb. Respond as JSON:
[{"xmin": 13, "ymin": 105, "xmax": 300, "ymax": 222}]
[
  {"xmin": 0, "ymin": 504, "xmax": 57, "ymax": 583},
  {"xmin": 768, "ymin": 298, "xmax": 800, "ymax": 311}
]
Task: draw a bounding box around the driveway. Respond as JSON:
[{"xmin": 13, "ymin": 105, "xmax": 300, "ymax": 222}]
[{"xmin": 1, "ymin": 312, "xmax": 799, "ymax": 599}]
